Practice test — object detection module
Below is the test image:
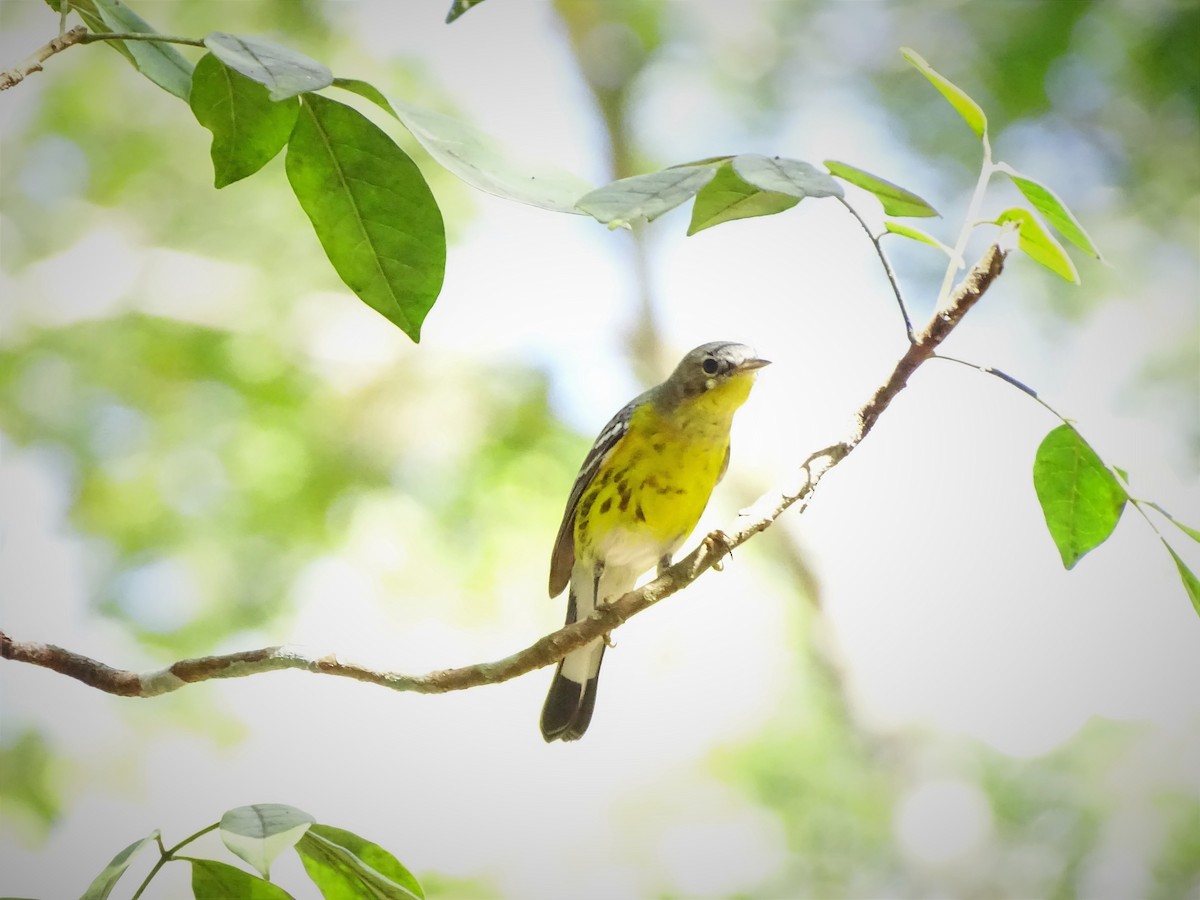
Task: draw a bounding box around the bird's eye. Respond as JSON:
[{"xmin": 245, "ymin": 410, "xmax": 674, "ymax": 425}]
[{"xmin": 701, "ymin": 357, "xmax": 720, "ymax": 375}]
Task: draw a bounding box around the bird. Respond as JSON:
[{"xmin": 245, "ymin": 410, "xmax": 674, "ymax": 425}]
[{"xmin": 540, "ymin": 341, "xmax": 769, "ymax": 741}]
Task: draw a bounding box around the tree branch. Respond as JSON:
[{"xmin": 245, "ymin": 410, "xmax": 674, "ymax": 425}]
[
  {"xmin": 2, "ymin": 245, "xmax": 1007, "ymax": 698},
  {"xmin": 0, "ymin": 25, "xmax": 88, "ymax": 91}
]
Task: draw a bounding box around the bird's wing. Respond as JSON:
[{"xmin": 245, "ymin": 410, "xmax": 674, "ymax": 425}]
[{"xmin": 548, "ymin": 396, "xmax": 641, "ymax": 597}]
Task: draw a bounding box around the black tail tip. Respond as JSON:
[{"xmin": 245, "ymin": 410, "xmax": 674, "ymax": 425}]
[{"xmin": 540, "ymin": 673, "xmax": 599, "ymax": 742}]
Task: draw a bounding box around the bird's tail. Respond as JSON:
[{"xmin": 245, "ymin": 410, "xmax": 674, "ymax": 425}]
[{"xmin": 540, "ymin": 588, "xmax": 605, "ymax": 742}]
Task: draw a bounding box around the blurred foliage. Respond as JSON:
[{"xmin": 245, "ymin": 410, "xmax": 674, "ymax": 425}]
[
  {"xmin": 1, "ymin": 0, "xmax": 1197, "ymax": 897},
  {"xmin": 715, "ymin": 677, "xmax": 904, "ymax": 893},
  {"xmin": 0, "ymin": 313, "xmax": 577, "ymax": 654},
  {"xmin": 0, "ymin": 729, "xmax": 61, "ymax": 838}
]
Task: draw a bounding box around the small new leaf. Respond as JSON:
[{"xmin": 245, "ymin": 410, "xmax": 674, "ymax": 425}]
[
  {"xmin": 286, "ymin": 95, "xmax": 446, "ymax": 340},
  {"xmin": 220, "ymin": 803, "xmax": 315, "ymax": 880},
  {"xmin": 883, "ymin": 221, "xmax": 958, "ymax": 259},
  {"xmin": 204, "ymin": 32, "xmax": 333, "ymax": 101},
  {"xmin": 80, "ymin": 830, "xmax": 160, "ymax": 900},
  {"xmin": 995, "ymin": 208, "xmax": 1080, "ymax": 284},
  {"xmin": 332, "ymin": 78, "xmax": 400, "ymax": 120},
  {"xmin": 687, "ymin": 163, "xmax": 799, "ymax": 235},
  {"xmin": 1033, "ymin": 424, "xmax": 1127, "ymax": 569},
  {"xmin": 190, "ymin": 54, "xmax": 299, "ymax": 188},
  {"xmin": 296, "ymin": 824, "xmax": 424, "ymax": 900},
  {"xmin": 446, "ymin": 0, "xmax": 488, "ymax": 22},
  {"xmin": 997, "ymin": 165, "xmax": 1102, "ymax": 260},
  {"xmin": 576, "ymin": 165, "xmax": 719, "ymax": 229},
  {"xmin": 190, "ymin": 859, "xmax": 295, "ymax": 899},
  {"xmin": 731, "ymin": 155, "xmax": 843, "ymax": 200},
  {"xmin": 900, "ymin": 47, "xmax": 988, "ymax": 140},
  {"xmin": 1165, "ymin": 545, "xmax": 1200, "ymax": 617},
  {"xmin": 824, "ymin": 160, "xmax": 938, "ymax": 217}
]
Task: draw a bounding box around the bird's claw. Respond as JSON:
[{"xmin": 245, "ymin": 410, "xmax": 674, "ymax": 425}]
[{"xmin": 705, "ymin": 530, "xmax": 734, "ymax": 570}]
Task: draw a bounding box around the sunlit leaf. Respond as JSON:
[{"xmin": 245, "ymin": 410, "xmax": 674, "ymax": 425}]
[
  {"xmin": 995, "ymin": 208, "xmax": 1080, "ymax": 283},
  {"xmin": 88, "ymin": 0, "xmax": 193, "ymax": 100},
  {"xmin": 220, "ymin": 804, "xmax": 315, "ymax": 880},
  {"xmin": 997, "ymin": 165, "xmax": 1102, "ymax": 260},
  {"xmin": 331, "ymin": 78, "xmax": 400, "ymax": 119},
  {"xmin": 445, "ymin": 0, "xmax": 488, "ymax": 23},
  {"xmin": 901, "ymin": 47, "xmax": 988, "ymax": 140},
  {"xmin": 296, "ymin": 824, "xmax": 424, "ymax": 900},
  {"xmin": 687, "ymin": 163, "xmax": 799, "ymax": 235},
  {"xmin": 883, "ymin": 221, "xmax": 956, "ymax": 258},
  {"xmin": 190, "ymin": 859, "xmax": 295, "ymax": 899},
  {"xmin": 190, "ymin": 54, "xmax": 299, "ymax": 188},
  {"xmin": 386, "ymin": 97, "xmax": 593, "ymax": 214},
  {"xmin": 1164, "ymin": 545, "xmax": 1200, "ymax": 617},
  {"xmin": 576, "ymin": 165, "xmax": 719, "ymax": 228},
  {"xmin": 286, "ymin": 94, "xmax": 446, "ymax": 341},
  {"xmin": 731, "ymin": 154, "xmax": 842, "ymax": 200},
  {"xmin": 204, "ymin": 32, "xmax": 333, "ymax": 101},
  {"xmin": 1033, "ymin": 424, "xmax": 1127, "ymax": 569},
  {"xmin": 80, "ymin": 830, "xmax": 160, "ymax": 900},
  {"xmin": 824, "ymin": 160, "xmax": 937, "ymax": 217}
]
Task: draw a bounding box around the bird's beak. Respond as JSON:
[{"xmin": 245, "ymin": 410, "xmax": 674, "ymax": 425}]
[{"xmin": 736, "ymin": 357, "xmax": 771, "ymax": 372}]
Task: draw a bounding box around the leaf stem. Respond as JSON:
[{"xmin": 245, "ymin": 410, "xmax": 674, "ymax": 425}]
[
  {"xmin": 131, "ymin": 823, "xmax": 219, "ymax": 900},
  {"xmin": 936, "ymin": 135, "xmax": 995, "ymax": 310},
  {"xmin": 80, "ymin": 32, "xmax": 206, "ymax": 48},
  {"xmin": 837, "ymin": 196, "xmax": 914, "ymax": 342},
  {"xmin": 933, "ymin": 352, "xmax": 1196, "ymax": 593},
  {"xmin": 932, "ymin": 353, "xmax": 1067, "ymax": 423}
]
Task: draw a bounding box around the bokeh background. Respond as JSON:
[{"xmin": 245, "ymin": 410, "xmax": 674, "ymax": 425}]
[{"xmin": 2, "ymin": 0, "xmax": 1198, "ymax": 897}]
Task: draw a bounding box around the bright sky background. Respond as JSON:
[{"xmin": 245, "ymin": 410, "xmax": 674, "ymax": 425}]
[{"xmin": 2, "ymin": 1, "xmax": 1198, "ymax": 897}]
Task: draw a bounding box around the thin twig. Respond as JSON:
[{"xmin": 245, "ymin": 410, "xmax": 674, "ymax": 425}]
[
  {"xmin": 838, "ymin": 196, "xmax": 915, "ymax": 342},
  {"xmin": 1, "ymin": 245, "xmax": 1010, "ymax": 699}
]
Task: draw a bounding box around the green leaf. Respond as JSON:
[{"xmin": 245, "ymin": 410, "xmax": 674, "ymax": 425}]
[
  {"xmin": 1033, "ymin": 424, "xmax": 1128, "ymax": 569},
  {"xmin": 296, "ymin": 824, "xmax": 423, "ymax": 900},
  {"xmin": 385, "ymin": 98, "xmax": 593, "ymax": 214},
  {"xmin": 731, "ymin": 154, "xmax": 843, "ymax": 200},
  {"xmin": 576, "ymin": 165, "xmax": 719, "ymax": 228},
  {"xmin": 331, "ymin": 78, "xmax": 400, "ymax": 120},
  {"xmin": 445, "ymin": 0, "xmax": 488, "ymax": 23},
  {"xmin": 86, "ymin": 0, "xmax": 194, "ymax": 100},
  {"xmin": 1164, "ymin": 544, "xmax": 1200, "ymax": 617},
  {"xmin": 900, "ymin": 47, "xmax": 988, "ymax": 140},
  {"xmin": 190, "ymin": 54, "xmax": 299, "ymax": 188},
  {"xmin": 204, "ymin": 32, "xmax": 333, "ymax": 101},
  {"xmin": 997, "ymin": 165, "xmax": 1102, "ymax": 260},
  {"xmin": 824, "ymin": 160, "xmax": 938, "ymax": 217},
  {"xmin": 995, "ymin": 208, "xmax": 1080, "ymax": 283},
  {"xmin": 687, "ymin": 163, "xmax": 799, "ymax": 235},
  {"xmin": 883, "ymin": 221, "xmax": 957, "ymax": 258},
  {"xmin": 190, "ymin": 859, "xmax": 295, "ymax": 899},
  {"xmin": 79, "ymin": 830, "xmax": 160, "ymax": 900},
  {"xmin": 285, "ymin": 94, "xmax": 446, "ymax": 341},
  {"xmin": 220, "ymin": 804, "xmax": 315, "ymax": 880}
]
